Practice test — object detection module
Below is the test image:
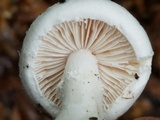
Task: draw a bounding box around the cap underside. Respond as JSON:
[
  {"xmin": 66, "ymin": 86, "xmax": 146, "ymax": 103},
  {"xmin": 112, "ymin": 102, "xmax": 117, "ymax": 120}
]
[{"xmin": 34, "ymin": 19, "xmax": 140, "ymax": 110}]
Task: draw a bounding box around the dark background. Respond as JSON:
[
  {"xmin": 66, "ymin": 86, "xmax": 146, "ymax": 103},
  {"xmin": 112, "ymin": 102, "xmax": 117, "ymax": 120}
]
[{"xmin": 0, "ymin": 0, "xmax": 160, "ymax": 120}]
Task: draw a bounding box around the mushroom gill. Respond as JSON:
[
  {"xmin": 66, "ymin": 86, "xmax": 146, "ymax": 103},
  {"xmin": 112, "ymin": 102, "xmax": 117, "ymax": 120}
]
[{"xmin": 34, "ymin": 19, "xmax": 140, "ymax": 109}]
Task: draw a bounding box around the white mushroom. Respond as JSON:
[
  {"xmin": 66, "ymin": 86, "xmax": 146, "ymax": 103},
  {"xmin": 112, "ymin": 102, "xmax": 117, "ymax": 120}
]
[{"xmin": 19, "ymin": 0, "xmax": 153, "ymax": 120}]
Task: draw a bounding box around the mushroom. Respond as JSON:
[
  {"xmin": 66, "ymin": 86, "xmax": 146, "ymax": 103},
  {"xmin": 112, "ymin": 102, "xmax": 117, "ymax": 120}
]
[{"xmin": 19, "ymin": 0, "xmax": 153, "ymax": 120}]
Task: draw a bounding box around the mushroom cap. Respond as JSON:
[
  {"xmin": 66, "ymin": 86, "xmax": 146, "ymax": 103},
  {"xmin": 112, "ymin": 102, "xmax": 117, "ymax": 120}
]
[{"xmin": 19, "ymin": 0, "xmax": 153, "ymax": 119}]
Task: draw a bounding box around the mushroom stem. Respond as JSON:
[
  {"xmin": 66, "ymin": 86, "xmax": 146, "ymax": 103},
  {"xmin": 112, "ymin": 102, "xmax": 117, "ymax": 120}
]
[{"xmin": 55, "ymin": 49, "xmax": 104, "ymax": 120}]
